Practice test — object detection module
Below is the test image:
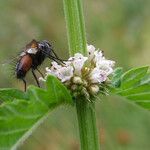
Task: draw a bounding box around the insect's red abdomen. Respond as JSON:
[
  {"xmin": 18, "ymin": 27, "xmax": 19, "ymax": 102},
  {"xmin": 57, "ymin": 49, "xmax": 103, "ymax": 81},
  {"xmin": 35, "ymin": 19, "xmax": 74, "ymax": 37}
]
[
  {"xmin": 16, "ymin": 55, "xmax": 33, "ymax": 79},
  {"xmin": 21, "ymin": 55, "xmax": 32, "ymax": 72}
]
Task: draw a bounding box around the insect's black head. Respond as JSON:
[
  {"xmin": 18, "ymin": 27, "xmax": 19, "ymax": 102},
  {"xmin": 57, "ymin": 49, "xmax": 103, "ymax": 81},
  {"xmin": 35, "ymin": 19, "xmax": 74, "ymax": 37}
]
[
  {"xmin": 38, "ymin": 40, "xmax": 52, "ymax": 57},
  {"xmin": 38, "ymin": 40, "xmax": 65, "ymax": 64}
]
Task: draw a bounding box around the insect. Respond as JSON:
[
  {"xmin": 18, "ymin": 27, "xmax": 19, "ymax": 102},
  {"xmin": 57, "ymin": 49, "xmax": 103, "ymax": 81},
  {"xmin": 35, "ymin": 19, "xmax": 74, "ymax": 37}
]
[{"xmin": 15, "ymin": 39, "xmax": 64, "ymax": 91}]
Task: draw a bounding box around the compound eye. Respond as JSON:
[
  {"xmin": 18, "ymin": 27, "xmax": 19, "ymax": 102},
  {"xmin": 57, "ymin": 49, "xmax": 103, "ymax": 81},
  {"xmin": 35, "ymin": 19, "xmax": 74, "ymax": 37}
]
[{"xmin": 39, "ymin": 44, "xmax": 45, "ymax": 50}]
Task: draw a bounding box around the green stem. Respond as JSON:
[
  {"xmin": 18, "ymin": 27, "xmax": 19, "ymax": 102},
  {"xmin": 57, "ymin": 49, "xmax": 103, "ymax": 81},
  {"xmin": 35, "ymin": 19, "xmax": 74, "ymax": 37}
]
[
  {"xmin": 63, "ymin": 0, "xmax": 100, "ymax": 150},
  {"xmin": 63, "ymin": 0, "xmax": 87, "ymax": 55},
  {"xmin": 76, "ymin": 99, "xmax": 100, "ymax": 150}
]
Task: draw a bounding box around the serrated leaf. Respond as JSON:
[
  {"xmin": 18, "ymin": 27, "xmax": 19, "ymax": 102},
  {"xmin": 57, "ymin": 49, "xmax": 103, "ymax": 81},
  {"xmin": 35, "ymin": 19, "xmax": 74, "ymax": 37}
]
[
  {"xmin": 117, "ymin": 84, "xmax": 150, "ymax": 97},
  {"xmin": 0, "ymin": 100, "xmax": 48, "ymax": 149},
  {"xmin": 0, "ymin": 89, "xmax": 28, "ymax": 102},
  {"xmin": 111, "ymin": 66, "xmax": 150, "ymax": 110},
  {"xmin": 140, "ymin": 73, "xmax": 150, "ymax": 85},
  {"xmin": 117, "ymin": 84, "xmax": 150, "ymax": 101},
  {"xmin": 121, "ymin": 66, "xmax": 149, "ymax": 89},
  {"xmin": 0, "ymin": 75, "xmax": 72, "ymax": 150},
  {"xmin": 126, "ymin": 93, "xmax": 150, "ymax": 101},
  {"xmin": 136, "ymin": 101, "xmax": 150, "ymax": 110}
]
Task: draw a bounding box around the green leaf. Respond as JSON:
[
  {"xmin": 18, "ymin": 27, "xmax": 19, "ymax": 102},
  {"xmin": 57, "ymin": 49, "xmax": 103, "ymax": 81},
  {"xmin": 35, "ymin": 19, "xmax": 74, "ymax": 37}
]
[
  {"xmin": 0, "ymin": 75, "xmax": 72, "ymax": 149},
  {"xmin": 140, "ymin": 72, "xmax": 150, "ymax": 85},
  {"xmin": 111, "ymin": 66, "xmax": 150, "ymax": 110},
  {"xmin": 118, "ymin": 88, "xmax": 150, "ymax": 101},
  {"xmin": 120, "ymin": 66, "xmax": 149, "ymax": 89},
  {"xmin": 117, "ymin": 84, "xmax": 150, "ymax": 98},
  {"xmin": 0, "ymin": 88, "xmax": 28, "ymax": 102},
  {"xmin": 136, "ymin": 101, "xmax": 150, "ymax": 110},
  {"xmin": 46, "ymin": 75, "xmax": 72, "ymax": 104}
]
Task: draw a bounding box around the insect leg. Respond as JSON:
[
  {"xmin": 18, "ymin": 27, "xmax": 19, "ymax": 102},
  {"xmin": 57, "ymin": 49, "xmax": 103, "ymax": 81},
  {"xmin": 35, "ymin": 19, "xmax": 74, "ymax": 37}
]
[
  {"xmin": 48, "ymin": 55, "xmax": 65, "ymax": 65},
  {"xmin": 22, "ymin": 78, "xmax": 27, "ymax": 92},
  {"xmin": 51, "ymin": 48, "xmax": 60, "ymax": 59},
  {"xmin": 50, "ymin": 49, "xmax": 67, "ymax": 62},
  {"xmin": 31, "ymin": 68, "xmax": 40, "ymax": 87},
  {"xmin": 49, "ymin": 55, "xmax": 66, "ymax": 64},
  {"xmin": 36, "ymin": 68, "xmax": 44, "ymax": 78}
]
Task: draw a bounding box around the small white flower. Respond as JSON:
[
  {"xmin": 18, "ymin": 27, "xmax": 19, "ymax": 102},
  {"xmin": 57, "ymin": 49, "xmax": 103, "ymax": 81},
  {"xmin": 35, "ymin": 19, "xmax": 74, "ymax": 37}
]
[
  {"xmin": 87, "ymin": 44, "xmax": 96, "ymax": 60},
  {"xmin": 96, "ymin": 60, "xmax": 115, "ymax": 75},
  {"xmin": 45, "ymin": 61, "xmax": 74, "ymax": 82},
  {"xmin": 94, "ymin": 50, "xmax": 104, "ymax": 63},
  {"xmin": 40, "ymin": 44, "xmax": 115, "ymax": 99},
  {"xmin": 51, "ymin": 61, "xmax": 62, "ymax": 70},
  {"xmin": 89, "ymin": 68, "xmax": 107, "ymax": 83},
  {"xmin": 71, "ymin": 53, "xmax": 88, "ymax": 76},
  {"xmin": 45, "ymin": 69, "xmax": 55, "ymax": 77},
  {"xmin": 45, "ymin": 62, "xmax": 62, "ymax": 76},
  {"xmin": 57, "ymin": 66, "xmax": 74, "ymax": 82}
]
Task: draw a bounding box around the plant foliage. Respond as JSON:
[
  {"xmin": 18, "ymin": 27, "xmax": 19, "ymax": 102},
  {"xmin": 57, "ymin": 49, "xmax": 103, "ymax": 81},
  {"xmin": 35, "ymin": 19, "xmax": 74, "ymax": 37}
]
[
  {"xmin": 111, "ymin": 66, "xmax": 150, "ymax": 110},
  {"xmin": 0, "ymin": 76, "xmax": 72, "ymax": 149}
]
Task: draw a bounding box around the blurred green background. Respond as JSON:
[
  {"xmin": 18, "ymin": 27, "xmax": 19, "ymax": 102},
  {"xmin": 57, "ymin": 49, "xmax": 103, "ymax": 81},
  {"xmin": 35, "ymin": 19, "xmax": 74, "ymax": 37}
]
[{"xmin": 0, "ymin": 0, "xmax": 150, "ymax": 149}]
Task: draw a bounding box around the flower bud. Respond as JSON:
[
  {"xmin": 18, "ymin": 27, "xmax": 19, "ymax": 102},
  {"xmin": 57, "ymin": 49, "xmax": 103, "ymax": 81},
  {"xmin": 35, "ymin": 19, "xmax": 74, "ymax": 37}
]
[
  {"xmin": 83, "ymin": 80, "xmax": 88, "ymax": 87},
  {"xmin": 71, "ymin": 84, "xmax": 78, "ymax": 91},
  {"xmin": 73, "ymin": 76, "xmax": 83, "ymax": 84},
  {"xmin": 89, "ymin": 84, "xmax": 99, "ymax": 95},
  {"xmin": 81, "ymin": 87, "xmax": 90, "ymax": 99}
]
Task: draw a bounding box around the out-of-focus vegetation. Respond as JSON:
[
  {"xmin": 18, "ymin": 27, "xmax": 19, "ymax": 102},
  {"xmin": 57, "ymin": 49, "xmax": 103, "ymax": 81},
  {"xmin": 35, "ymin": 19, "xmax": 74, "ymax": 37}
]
[{"xmin": 0, "ymin": 0, "xmax": 150, "ymax": 149}]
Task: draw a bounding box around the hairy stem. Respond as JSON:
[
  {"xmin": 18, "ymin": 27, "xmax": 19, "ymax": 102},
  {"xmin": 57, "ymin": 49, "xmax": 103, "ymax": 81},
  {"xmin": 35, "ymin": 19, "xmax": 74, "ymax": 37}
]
[
  {"xmin": 63, "ymin": 0, "xmax": 87, "ymax": 55},
  {"xmin": 76, "ymin": 99, "xmax": 100, "ymax": 150},
  {"xmin": 63, "ymin": 0, "xmax": 100, "ymax": 149}
]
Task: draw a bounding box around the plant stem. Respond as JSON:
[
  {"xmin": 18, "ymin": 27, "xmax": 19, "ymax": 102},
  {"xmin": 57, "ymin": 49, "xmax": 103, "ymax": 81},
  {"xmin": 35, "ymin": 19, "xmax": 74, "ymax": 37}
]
[
  {"xmin": 76, "ymin": 99, "xmax": 100, "ymax": 150},
  {"xmin": 63, "ymin": 0, "xmax": 87, "ymax": 55},
  {"xmin": 63, "ymin": 0, "xmax": 100, "ymax": 150}
]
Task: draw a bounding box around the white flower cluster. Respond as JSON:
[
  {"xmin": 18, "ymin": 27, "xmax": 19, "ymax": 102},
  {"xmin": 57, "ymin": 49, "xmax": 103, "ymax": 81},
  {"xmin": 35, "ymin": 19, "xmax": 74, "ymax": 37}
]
[{"xmin": 40, "ymin": 45, "xmax": 115, "ymax": 98}]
